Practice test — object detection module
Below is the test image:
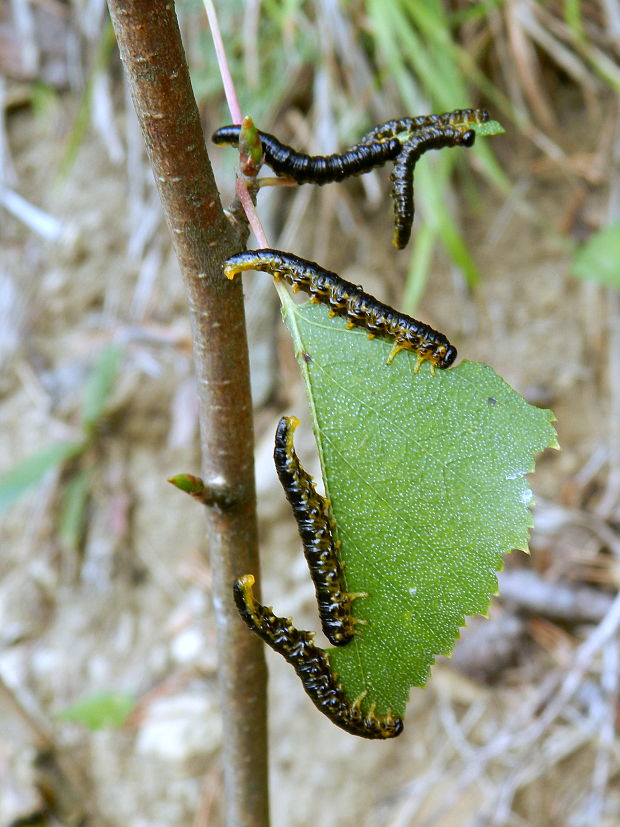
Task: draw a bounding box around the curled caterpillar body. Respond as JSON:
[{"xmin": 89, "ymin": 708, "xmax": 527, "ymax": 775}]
[
  {"xmin": 233, "ymin": 574, "xmax": 403, "ymax": 739},
  {"xmin": 274, "ymin": 416, "xmax": 361, "ymax": 646},
  {"xmin": 224, "ymin": 249, "xmax": 456, "ymax": 370},
  {"xmin": 359, "ymin": 108, "xmax": 489, "ymax": 145},
  {"xmin": 390, "ymin": 126, "xmax": 476, "ymax": 249},
  {"xmin": 212, "ymin": 125, "xmax": 401, "ymax": 184}
]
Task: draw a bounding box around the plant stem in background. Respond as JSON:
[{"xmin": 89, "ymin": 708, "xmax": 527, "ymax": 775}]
[{"xmin": 105, "ymin": 2, "xmax": 269, "ymax": 824}]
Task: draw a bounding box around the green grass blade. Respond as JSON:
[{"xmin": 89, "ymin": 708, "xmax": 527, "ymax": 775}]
[
  {"xmin": 58, "ymin": 469, "xmax": 92, "ymax": 552},
  {"xmin": 402, "ymin": 222, "xmax": 437, "ymax": 315},
  {"xmin": 571, "ymin": 222, "xmax": 620, "ymax": 290},
  {"xmin": 58, "ymin": 690, "xmax": 136, "ymax": 731},
  {"xmin": 80, "ymin": 343, "xmax": 124, "ymax": 433},
  {"xmin": 0, "ymin": 441, "xmax": 85, "ymax": 514},
  {"xmin": 417, "ymin": 160, "xmax": 481, "ymax": 286},
  {"xmin": 58, "ymin": 18, "xmax": 118, "ymax": 178}
]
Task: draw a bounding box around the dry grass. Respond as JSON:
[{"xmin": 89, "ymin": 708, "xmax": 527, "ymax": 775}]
[{"xmin": 1, "ymin": 0, "xmax": 619, "ymax": 825}]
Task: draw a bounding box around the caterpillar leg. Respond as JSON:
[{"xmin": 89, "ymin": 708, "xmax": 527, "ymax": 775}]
[
  {"xmin": 233, "ymin": 575, "xmax": 403, "ymax": 739},
  {"xmin": 386, "ymin": 342, "xmax": 404, "ymax": 364},
  {"xmin": 414, "ymin": 354, "xmax": 435, "ymax": 375}
]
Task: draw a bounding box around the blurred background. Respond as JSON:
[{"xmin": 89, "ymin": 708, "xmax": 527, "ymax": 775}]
[{"xmin": 1, "ymin": 0, "xmax": 619, "ymax": 824}]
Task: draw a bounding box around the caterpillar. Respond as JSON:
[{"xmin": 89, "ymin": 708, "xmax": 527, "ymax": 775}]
[
  {"xmin": 212, "ymin": 109, "xmax": 487, "ymax": 184},
  {"xmin": 214, "ymin": 113, "xmax": 485, "ymax": 247},
  {"xmin": 224, "ymin": 249, "xmax": 456, "ymax": 371},
  {"xmin": 274, "ymin": 415, "xmax": 365, "ymax": 646},
  {"xmin": 212, "ymin": 125, "xmax": 402, "ymax": 184},
  {"xmin": 358, "ymin": 107, "xmax": 489, "ymax": 145},
  {"xmin": 233, "ymin": 574, "xmax": 403, "ymax": 739},
  {"xmin": 390, "ymin": 126, "xmax": 476, "ymax": 249}
]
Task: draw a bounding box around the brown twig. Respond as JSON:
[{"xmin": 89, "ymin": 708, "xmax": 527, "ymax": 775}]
[{"xmin": 105, "ymin": 2, "xmax": 269, "ymax": 825}]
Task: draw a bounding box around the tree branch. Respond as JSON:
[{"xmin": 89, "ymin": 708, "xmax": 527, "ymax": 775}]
[{"xmin": 105, "ymin": 2, "xmax": 269, "ymax": 824}]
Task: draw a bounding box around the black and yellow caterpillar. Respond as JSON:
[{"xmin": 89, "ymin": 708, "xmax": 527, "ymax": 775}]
[
  {"xmin": 233, "ymin": 574, "xmax": 403, "ymax": 739},
  {"xmin": 212, "ymin": 125, "xmax": 402, "ymax": 184},
  {"xmin": 274, "ymin": 415, "xmax": 366, "ymax": 646},
  {"xmin": 224, "ymin": 249, "xmax": 456, "ymax": 371}
]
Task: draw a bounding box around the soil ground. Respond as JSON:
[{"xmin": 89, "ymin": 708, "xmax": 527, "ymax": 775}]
[{"xmin": 1, "ymin": 75, "xmax": 619, "ymax": 826}]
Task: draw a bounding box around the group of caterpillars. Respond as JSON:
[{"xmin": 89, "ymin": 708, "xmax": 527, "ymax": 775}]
[
  {"xmin": 216, "ymin": 108, "xmax": 488, "ymax": 738},
  {"xmin": 233, "ymin": 416, "xmax": 403, "ymax": 739},
  {"xmin": 213, "ymin": 106, "xmax": 488, "ymax": 248}
]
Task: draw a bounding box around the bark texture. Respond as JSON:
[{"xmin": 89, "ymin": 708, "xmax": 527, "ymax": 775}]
[{"xmin": 106, "ymin": 2, "xmax": 269, "ymax": 824}]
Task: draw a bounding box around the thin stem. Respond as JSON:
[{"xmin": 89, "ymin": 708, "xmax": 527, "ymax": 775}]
[
  {"xmin": 236, "ymin": 178, "xmax": 268, "ymax": 246},
  {"xmin": 105, "ymin": 2, "xmax": 269, "ymax": 825},
  {"xmin": 208, "ymin": 30, "xmax": 288, "ymax": 308},
  {"xmin": 205, "ymin": 1, "xmax": 269, "ymax": 250},
  {"xmin": 203, "ymin": 0, "xmax": 243, "ymax": 123}
]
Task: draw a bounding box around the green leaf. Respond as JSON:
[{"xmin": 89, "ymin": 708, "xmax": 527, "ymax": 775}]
[
  {"xmin": 58, "ymin": 690, "xmax": 135, "ymax": 730},
  {"xmin": 81, "ymin": 343, "xmax": 124, "ymax": 432},
  {"xmin": 472, "ymin": 119, "xmax": 505, "ymax": 137},
  {"xmin": 0, "ymin": 440, "xmax": 85, "ymax": 514},
  {"xmin": 571, "ymin": 221, "xmax": 620, "ymax": 290},
  {"xmin": 283, "ymin": 299, "xmax": 557, "ymax": 718}
]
